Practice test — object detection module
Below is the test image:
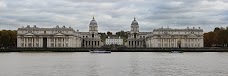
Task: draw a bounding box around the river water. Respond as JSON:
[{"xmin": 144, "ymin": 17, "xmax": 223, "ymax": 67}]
[{"xmin": 0, "ymin": 52, "xmax": 228, "ymax": 76}]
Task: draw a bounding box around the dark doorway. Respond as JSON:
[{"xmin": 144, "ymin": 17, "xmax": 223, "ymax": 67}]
[
  {"xmin": 82, "ymin": 39, "xmax": 85, "ymax": 47},
  {"xmin": 43, "ymin": 37, "xmax": 47, "ymax": 48},
  {"xmin": 92, "ymin": 34, "xmax": 94, "ymax": 38}
]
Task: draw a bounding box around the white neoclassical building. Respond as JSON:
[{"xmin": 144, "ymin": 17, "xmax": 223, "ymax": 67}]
[
  {"xmin": 79, "ymin": 16, "xmax": 103, "ymax": 48},
  {"xmin": 17, "ymin": 16, "xmax": 204, "ymax": 48},
  {"xmin": 17, "ymin": 16, "xmax": 104, "ymax": 48},
  {"xmin": 17, "ymin": 25, "xmax": 81, "ymax": 48},
  {"xmin": 146, "ymin": 27, "xmax": 204, "ymax": 48},
  {"xmin": 125, "ymin": 17, "xmax": 204, "ymax": 48},
  {"xmin": 125, "ymin": 18, "xmax": 149, "ymax": 48},
  {"xmin": 105, "ymin": 36, "xmax": 123, "ymax": 45}
]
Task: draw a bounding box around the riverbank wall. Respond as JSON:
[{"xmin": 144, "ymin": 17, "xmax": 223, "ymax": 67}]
[{"xmin": 1, "ymin": 47, "xmax": 228, "ymax": 52}]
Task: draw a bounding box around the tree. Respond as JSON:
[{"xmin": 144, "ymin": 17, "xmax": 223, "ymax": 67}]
[
  {"xmin": 204, "ymin": 27, "xmax": 228, "ymax": 47},
  {"xmin": 214, "ymin": 27, "xmax": 220, "ymax": 32},
  {"xmin": 98, "ymin": 33, "xmax": 107, "ymax": 42},
  {"xmin": 0, "ymin": 30, "xmax": 17, "ymax": 48},
  {"xmin": 204, "ymin": 32, "xmax": 215, "ymax": 47},
  {"xmin": 107, "ymin": 31, "xmax": 112, "ymax": 36},
  {"xmin": 0, "ymin": 30, "xmax": 10, "ymax": 47}
]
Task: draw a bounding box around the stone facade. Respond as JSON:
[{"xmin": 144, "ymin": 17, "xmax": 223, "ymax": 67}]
[
  {"xmin": 125, "ymin": 18, "xmax": 149, "ymax": 48},
  {"xmin": 125, "ymin": 17, "xmax": 204, "ymax": 48},
  {"xmin": 146, "ymin": 27, "xmax": 204, "ymax": 48},
  {"xmin": 105, "ymin": 36, "xmax": 123, "ymax": 45},
  {"xmin": 80, "ymin": 16, "xmax": 103, "ymax": 48},
  {"xmin": 17, "ymin": 25, "xmax": 81, "ymax": 48},
  {"xmin": 17, "ymin": 17, "xmax": 204, "ymax": 48}
]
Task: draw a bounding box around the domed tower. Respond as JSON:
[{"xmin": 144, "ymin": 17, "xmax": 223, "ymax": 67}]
[
  {"xmin": 131, "ymin": 17, "xmax": 139, "ymax": 34},
  {"xmin": 89, "ymin": 16, "xmax": 98, "ymax": 33}
]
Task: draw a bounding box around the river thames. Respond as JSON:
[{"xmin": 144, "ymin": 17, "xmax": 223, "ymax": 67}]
[{"xmin": 0, "ymin": 52, "xmax": 228, "ymax": 76}]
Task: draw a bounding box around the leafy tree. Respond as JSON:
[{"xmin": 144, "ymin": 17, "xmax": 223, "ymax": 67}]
[
  {"xmin": 214, "ymin": 27, "xmax": 220, "ymax": 32},
  {"xmin": 98, "ymin": 33, "xmax": 107, "ymax": 42},
  {"xmin": 204, "ymin": 27, "xmax": 228, "ymax": 47},
  {"xmin": 107, "ymin": 31, "xmax": 112, "ymax": 36},
  {"xmin": 0, "ymin": 30, "xmax": 17, "ymax": 48}
]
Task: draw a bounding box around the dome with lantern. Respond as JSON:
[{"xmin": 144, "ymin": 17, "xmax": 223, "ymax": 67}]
[
  {"xmin": 90, "ymin": 16, "xmax": 97, "ymax": 25},
  {"xmin": 131, "ymin": 17, "xmax": 138, "ymax": 26}
]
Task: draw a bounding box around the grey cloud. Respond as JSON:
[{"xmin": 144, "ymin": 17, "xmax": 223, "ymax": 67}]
[{"xmin": 0, "ymin": 0, "xmax": 228, "ymax": 32}]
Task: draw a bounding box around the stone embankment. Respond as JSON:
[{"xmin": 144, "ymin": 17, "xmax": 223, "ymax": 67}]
[{"xmin": 1, "ymin": 47, "xmax": 228, "ymax": 52}]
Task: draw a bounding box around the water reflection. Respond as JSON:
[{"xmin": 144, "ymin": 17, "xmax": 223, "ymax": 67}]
[
  {"xmin": 129, "ymin": 53, "xmax": 140, "ymax": 76},
  {"xmin": 87, "ymin": 55, "xmax": 100, "ymax": 76},
  {"xmin": 0, "ymin": 52, "xmax": 228, "ymax": 76}
]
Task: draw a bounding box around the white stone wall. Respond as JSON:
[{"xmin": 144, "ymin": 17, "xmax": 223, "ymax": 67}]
[
  {"xmin": 105, "ymin": 38, "xmax": 123, "ymax": 45},
  {"xmin": 146, "ymin": 27, "xmax": 204, "ymax": 48},
  {"xmin": 17, "ymin": 25, "xmax": 82, "ymax": 48}
]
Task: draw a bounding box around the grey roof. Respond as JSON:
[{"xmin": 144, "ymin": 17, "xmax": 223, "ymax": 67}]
[
  {"xmin": 79, "ymin": 32, "xmax": 90, "ymax": 35},
  {"xmin": 18, "ymin": 26, "xmax": 75, "ymax": 31},
  {"xmin": 89, "ymin": 17, "xmax": 97, "ymax": 25},
  {"xmin": 17, "ymin": 32, "xmax": 74, "ymax": 36},
  {"xmin": 153, "ymin": 28, "xmax": 203, "ymax": 32},
  {"xmin": 138, "ymin": 32, "xmax": 151, "ymax": 35},
  {"xmin": 131, "ymin": 18, "xmax": 138, "ymax": 26},
  {"xmin": 107, "ymin": 35, "xmax": 122, "ymax": 39}
]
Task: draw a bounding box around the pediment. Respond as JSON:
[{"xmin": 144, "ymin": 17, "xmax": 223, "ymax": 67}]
[
  {"xmin": 188, "ymin": 34, "xmax": 198, "ymax": 38},
  {"xmin": 161, "ymin": 34, "xmax": 171, "ymax": 38},
  {"xmin": 25, "ymin": 33, "xmax": 35, "ymax": 36},
  {"xmin": 54, "ymin": 33, "xmax": 65, "ymax": 36}
]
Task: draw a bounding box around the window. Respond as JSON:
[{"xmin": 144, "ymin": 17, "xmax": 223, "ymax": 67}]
[
  {"xmin": 51, "ymin": 43, "xmax": 54, "ymax": 47},
  {"xmin": 58, "ymin": 38, "xmax": 61, "ymax": 42},
  {"xmin": 66, "ymin": 38, "xmax": 69, "ymax": 42},
  {"xmin": 58, "ymin": 43, "xmax": 61, "ymax": 47},
  {"xmin": 92, "ymin": 34, "xmax": 94, "ymax": 38},
  {"xmin": 44, "ymin": 31, "xmax": 46, "ymax": 34},
  {"xmin": 21, "ymin": 38, "xmax": 24, "ymax": 41},
  {"xmin": 66, "ymin": 43, "xmax": 68, "ymax": 47},
  {"xmin": 36, "ymin": 43, "xmax": 39, "ymax": 47},
  {"xmin": 28, "ymin": 43, "xmax": 32, "ymax": 47},
  {"xmin": 51, "ymin": 38, "xmax": 54, "ymax": 42},
  {"xmin": 158, "ymin": 43, "xmax": 161, "ymax": 47},
  {"xmin": 36, "ymin": 38, "xmax": 39, "ymax": 42},
  {"xmin": 21, "ymin": 43, "xmax": 24, "ymax": 47}
]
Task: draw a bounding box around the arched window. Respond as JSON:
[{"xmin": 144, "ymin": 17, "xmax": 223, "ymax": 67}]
[
  {"xmin": 134, "ymin": 33, "xmax": 137, "ymax": 38},
  {"xmin": 92, "ymin": 34, "xmax": 94, "ymax": 38}
]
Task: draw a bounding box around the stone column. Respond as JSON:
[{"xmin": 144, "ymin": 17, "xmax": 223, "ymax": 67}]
[
  {"xmin": 32, "ymin": 38, "xmax": 34, "ymax": 47},
  {"xmin": 23, "ymin": 38, "xmax": 25, "ymax": 47},
  {"xmin": 54, "ymin": 38, "xmax": 56, "ymax": 47},
  {"xmin": 26, "ymin": 38, "xmax": 28, "ymax": 47}
]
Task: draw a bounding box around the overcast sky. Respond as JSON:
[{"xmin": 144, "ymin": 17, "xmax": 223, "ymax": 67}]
[{"xmin": 0, "ymin": 0, "xmax": 228, "ymax": 32}]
